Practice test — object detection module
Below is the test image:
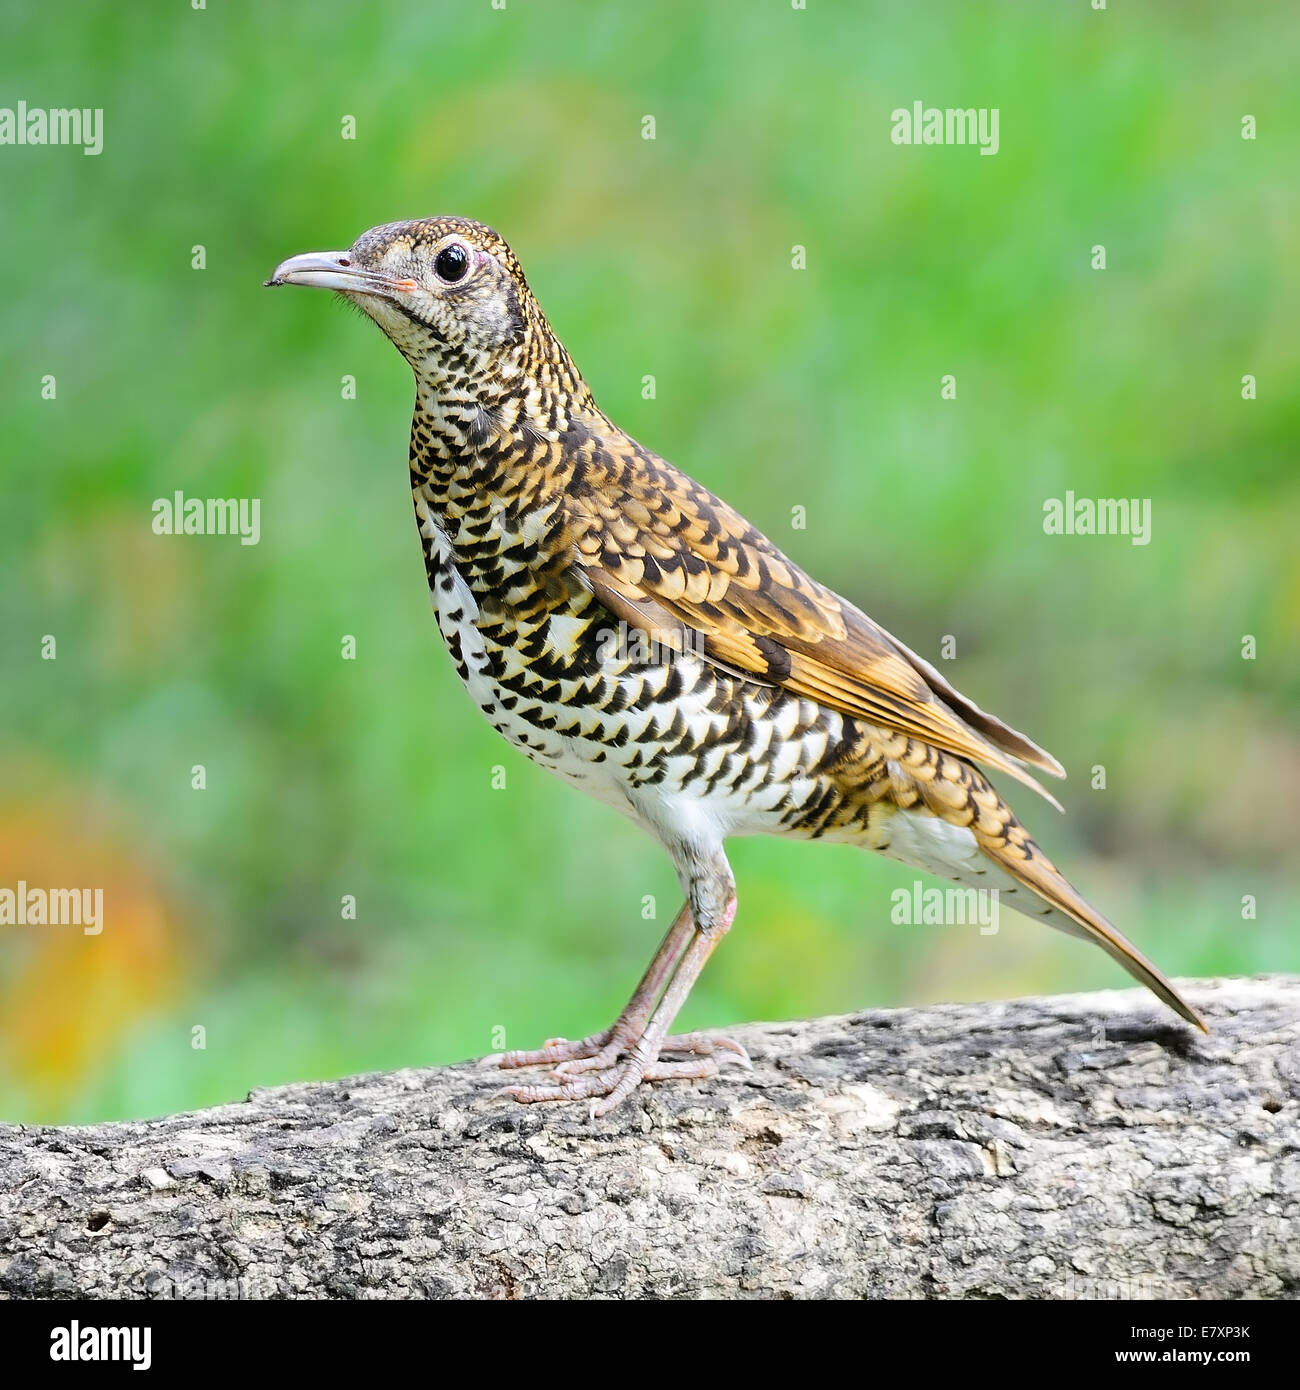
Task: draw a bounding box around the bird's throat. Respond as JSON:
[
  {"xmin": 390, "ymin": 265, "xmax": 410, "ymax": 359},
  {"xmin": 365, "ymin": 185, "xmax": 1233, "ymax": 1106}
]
[{"xmin": 406, "ymin": 382, "xmax": 582, "ymax": 608}]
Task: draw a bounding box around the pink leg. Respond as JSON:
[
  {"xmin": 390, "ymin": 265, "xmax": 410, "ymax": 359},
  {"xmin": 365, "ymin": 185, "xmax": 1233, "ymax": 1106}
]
[
  {"xmin": 499, "ymin": 894, "xmax": 745, "ymax": 1116},
  {"xmin": 494, "ymin": 903, "xmax": 695, "ymax": 1070}
]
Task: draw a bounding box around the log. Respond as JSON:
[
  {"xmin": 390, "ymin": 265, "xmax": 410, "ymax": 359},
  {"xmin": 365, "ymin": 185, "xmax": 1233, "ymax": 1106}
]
[{"xmin": 1, "ymin": 976, "xmax": 1296, "ymax": 1300}]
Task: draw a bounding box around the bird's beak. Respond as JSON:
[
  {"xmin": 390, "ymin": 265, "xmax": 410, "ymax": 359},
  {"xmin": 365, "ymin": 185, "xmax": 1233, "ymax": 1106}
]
[{"xmin": 263, "ymin": 251, "xmax": 416, "ymax": 298}]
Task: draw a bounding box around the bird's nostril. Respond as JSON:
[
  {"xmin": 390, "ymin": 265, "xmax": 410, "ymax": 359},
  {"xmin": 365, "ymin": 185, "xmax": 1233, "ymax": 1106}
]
[{"xmin": 338, "ymin": 256, "xmax": 350, "ymax": 267}]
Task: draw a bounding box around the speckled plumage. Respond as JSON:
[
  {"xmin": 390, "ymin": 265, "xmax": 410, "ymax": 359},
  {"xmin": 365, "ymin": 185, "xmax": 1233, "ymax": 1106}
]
[{"xmin": 268, "ymin": 216, "xmax": 1205, "ymax": 1114}]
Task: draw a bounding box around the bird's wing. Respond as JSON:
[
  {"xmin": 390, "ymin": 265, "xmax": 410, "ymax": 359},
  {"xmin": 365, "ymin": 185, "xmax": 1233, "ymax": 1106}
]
[{"xmin": 567, "ymin": 441, "xmax": 1065, "ymax": 807}]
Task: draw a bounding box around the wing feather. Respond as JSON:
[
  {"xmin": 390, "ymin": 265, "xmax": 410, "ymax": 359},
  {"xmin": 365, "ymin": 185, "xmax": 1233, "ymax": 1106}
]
[{"xmin": 568, "ymin": 436, "xmax": 1064, "ymax": 805}]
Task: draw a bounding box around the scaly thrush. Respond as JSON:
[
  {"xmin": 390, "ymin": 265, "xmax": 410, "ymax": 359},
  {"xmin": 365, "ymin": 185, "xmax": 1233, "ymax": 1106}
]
[{"xmin": 266, "ymin": 217, "xmax": 1205, "ymax": 1116}]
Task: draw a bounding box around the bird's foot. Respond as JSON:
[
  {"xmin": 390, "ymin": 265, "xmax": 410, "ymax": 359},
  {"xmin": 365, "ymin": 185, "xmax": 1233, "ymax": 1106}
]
[
  {"xmin": 493, "ymin": 1029, "xmax": 616, "ymax": 1070},
  {"xmin": 552, "ymin": 1030, "xmax": 748, "ymax": 1076},
  {"xmin": 494, "ymin": 1032, "xmax": 751, "ymax": 1116},
  {"xmin": 494, "ymin": 1027, "xmax": 747, "ymax": 1076},
  {"xmin": 498, "ymin": 1047, "xmax": 748, "ymax": 1118}
]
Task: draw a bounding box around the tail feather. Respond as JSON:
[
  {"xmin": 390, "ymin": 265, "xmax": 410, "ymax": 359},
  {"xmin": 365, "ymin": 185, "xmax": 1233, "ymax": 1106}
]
[
  {"xmin": 867, "ymin": 801, "xmax": 1207, "ymax": 1032},
  {"xmin": 981, "ymin": 836, "xmax": 1208, "ymax": 1033}
]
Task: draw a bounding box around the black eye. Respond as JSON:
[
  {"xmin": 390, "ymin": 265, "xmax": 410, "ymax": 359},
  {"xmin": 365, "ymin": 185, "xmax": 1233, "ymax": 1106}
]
[{"xmin": 434, "ymin": 242, "xmax": 470, "ymax": 284}]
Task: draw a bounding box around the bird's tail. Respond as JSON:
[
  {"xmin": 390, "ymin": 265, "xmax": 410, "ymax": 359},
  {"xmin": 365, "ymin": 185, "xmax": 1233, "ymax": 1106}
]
[
  {"xmin": 977, "ymin": 831, "xmax": 1207, "ymax": 1032},
  {"xmin": 867, "ymin": 800, "xmax": 1206, "ymax": 1032}
]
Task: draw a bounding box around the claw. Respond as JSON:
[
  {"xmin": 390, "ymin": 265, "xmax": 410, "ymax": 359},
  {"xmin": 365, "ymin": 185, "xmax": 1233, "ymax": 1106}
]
[{"xmin": 714, "ymin": 1038, "xmax": 752, "ymax": 1069}]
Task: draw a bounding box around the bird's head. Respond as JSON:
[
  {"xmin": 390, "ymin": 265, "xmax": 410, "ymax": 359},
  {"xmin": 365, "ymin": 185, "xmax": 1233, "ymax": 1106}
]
[{"xmin": 266, "ymin": 216, "xmax": 565, "ymax": 394}]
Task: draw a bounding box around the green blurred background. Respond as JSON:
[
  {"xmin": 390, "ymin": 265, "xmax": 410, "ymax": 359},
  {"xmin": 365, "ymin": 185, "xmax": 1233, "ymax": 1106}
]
[{"xmin": 1, "ymin": 1, "xmax": 1296, "ymax": 1123}]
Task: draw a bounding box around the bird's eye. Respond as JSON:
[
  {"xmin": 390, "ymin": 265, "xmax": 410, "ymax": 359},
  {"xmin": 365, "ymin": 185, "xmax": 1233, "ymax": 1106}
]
[{"xmin": 434, "ymin": 242, "xmax": 471, "ymax": 284}]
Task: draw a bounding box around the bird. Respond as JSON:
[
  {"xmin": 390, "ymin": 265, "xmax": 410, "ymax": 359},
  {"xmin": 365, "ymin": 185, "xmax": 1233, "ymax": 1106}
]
[{"xmin": 266, "ymin": 216, "xmax": 1206, "ymax": 1116}]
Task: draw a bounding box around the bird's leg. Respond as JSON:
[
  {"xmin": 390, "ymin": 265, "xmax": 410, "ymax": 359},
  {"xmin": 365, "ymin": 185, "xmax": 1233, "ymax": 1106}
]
[
  {"xmin": 588, "ymin": 901, "xmax": 737, "ymax": 1117},
  {"xmin": 498, "ymin": 900, "xmax": 740, "ymax": 1113},
  {"xmin": 494, "ymin": 903, "xmax": 695, "ymax": 1071},
  {"xmin": 552, "ymin": 924, "xmax": 750, "ymax": 1078},
  {"xmin": 500, "ymin": 849, "xmax": 747, "ymax": 1114}
]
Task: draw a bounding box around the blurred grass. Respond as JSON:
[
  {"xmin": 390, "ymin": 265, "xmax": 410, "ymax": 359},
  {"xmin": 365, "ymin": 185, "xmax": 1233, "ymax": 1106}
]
[{"xmin": 0, "ymin": 1, "xmax": 1296, "ymax": 1122}]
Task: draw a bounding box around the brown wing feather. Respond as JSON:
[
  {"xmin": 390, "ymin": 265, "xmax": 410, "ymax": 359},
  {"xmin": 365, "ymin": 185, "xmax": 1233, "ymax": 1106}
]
[{"xmin": 568, "ymin": 435, "xmax": 1064, "ymax": 806}]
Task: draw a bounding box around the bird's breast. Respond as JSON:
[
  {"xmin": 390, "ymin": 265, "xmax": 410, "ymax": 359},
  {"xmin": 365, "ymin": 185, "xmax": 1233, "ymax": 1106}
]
[{"xmin": 409, "ymin": 481, "xmax": 868, "ymax": 843}]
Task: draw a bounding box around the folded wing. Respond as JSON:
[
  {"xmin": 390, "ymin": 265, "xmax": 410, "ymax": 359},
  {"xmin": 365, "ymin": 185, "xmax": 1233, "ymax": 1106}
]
[{"xmin": 567, "ymin": 441, "xmax": 1065, "ymax": 807}]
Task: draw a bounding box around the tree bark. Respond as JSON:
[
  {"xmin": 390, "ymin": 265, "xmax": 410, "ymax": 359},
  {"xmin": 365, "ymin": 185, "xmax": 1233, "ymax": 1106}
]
[{"xmin": 1, "ymin": 977, "xmax": 1297, "ymax": 1300}]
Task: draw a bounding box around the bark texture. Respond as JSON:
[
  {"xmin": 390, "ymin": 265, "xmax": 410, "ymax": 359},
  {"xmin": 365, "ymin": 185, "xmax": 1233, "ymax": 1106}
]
[{"xmin": 2, "ymin": 977, "xmax": 1297, "ymax": 1300}]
